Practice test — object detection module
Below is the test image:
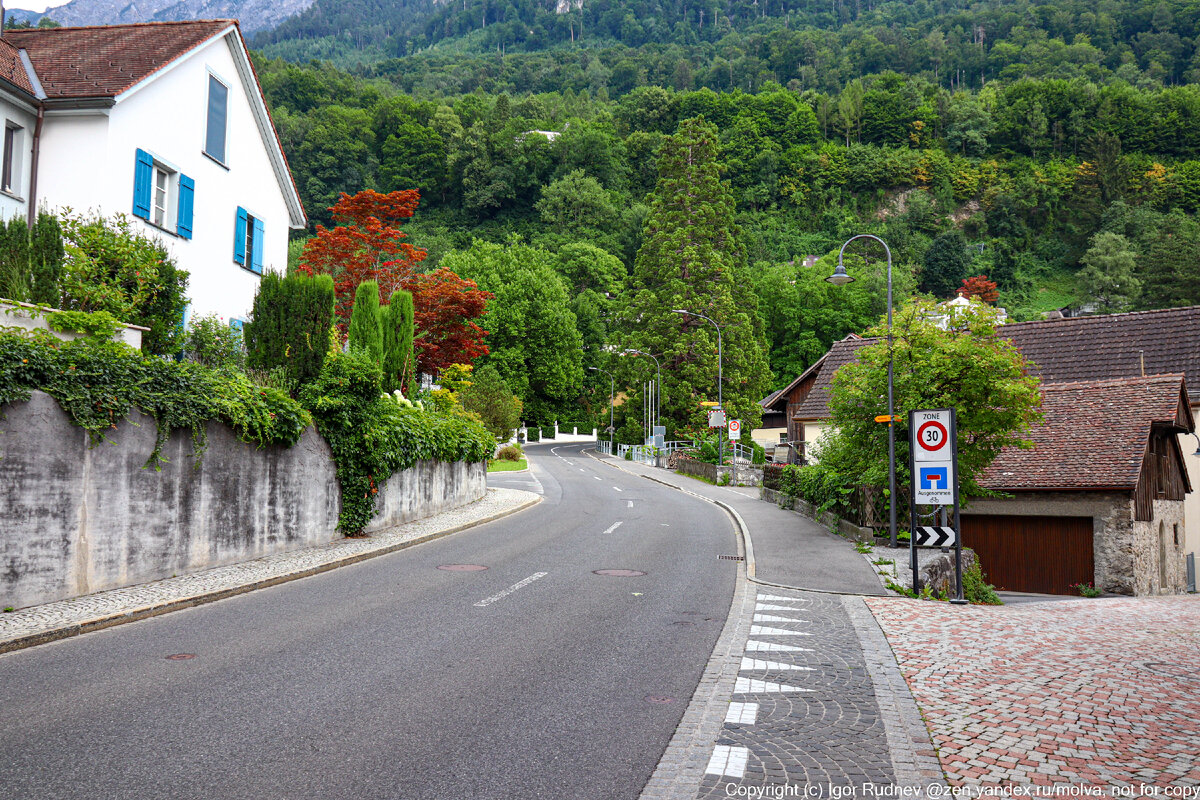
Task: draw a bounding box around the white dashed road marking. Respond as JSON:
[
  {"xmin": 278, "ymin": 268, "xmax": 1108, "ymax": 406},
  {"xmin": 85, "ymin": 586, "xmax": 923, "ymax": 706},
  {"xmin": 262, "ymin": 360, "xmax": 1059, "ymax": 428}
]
[
  {"xmin": 725, "ymin": 703, "xmax": 759, "ymax": 725},
  {"xmin": 473, "ymin": 572, "xmax": 548, "ymax": 608},
  {"xmin": 705, "ymin": 745, "xmax": 750, "ymax": 778},
  {"xmin": 593, "ymin": 476, "xmax": 602, "ymax": 481},
  {"xmin": 627, "ymin": 500, "xmax": 633, "ymax": 508},
  {"xmin": 740, "ymin": 657, "xmax": 814, "ymax": 672},
  {"xmin": 735, "ymin": 677, "xmax": 814, "ymax": 694},
  {"xmin": 602, "ymin": 522, "xmax": 623, "ymax": 535}
]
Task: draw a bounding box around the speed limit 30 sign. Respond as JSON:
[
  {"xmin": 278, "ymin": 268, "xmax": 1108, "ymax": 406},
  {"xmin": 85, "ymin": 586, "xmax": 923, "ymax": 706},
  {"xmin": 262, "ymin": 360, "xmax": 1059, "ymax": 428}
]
[
  {"xmin": 910, "ymin": 409, "xmax": 956, "ymax": 506},
  {"xmin": 912, "ymin": 410, "xmax": 951, "ymax": 461}
]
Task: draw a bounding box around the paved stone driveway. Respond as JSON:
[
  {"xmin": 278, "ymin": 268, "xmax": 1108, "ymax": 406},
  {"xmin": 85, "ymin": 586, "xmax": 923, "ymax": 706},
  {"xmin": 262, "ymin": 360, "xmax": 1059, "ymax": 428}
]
[{"xmin": 866, "ymin": 595, "xmax": 1200, "ymax": 788}]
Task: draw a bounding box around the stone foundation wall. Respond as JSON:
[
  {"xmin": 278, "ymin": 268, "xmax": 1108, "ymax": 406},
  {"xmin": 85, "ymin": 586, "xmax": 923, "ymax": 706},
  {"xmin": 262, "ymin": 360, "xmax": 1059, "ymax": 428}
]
[{"xmin": 0, "ymin": 391, "xmax": 485, "ymax": 610}]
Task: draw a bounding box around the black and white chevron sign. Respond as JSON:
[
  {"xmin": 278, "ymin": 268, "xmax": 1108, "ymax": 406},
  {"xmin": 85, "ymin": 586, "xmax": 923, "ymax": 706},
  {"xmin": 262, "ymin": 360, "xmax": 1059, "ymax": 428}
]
[{"xmin": 913, "ymin": 526, "xmax": 957, "ymax": 547}]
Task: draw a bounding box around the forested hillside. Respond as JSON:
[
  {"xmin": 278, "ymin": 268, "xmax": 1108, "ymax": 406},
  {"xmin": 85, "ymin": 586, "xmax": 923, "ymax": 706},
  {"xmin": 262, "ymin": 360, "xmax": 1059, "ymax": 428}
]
[{"xmin": 252, "ymin": 0, "xmax": 1200, "ymax": 435}]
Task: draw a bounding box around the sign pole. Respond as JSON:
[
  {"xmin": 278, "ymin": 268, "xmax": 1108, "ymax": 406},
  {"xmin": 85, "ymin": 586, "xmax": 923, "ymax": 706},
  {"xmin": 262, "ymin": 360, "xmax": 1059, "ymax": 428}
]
[
  {"xmin": 908, "ymin": 411, "xmax": 918, "ymax": 593},
  {"xmin": 949, "ymin": 407, "xmax": 967, "ymax": 605}
]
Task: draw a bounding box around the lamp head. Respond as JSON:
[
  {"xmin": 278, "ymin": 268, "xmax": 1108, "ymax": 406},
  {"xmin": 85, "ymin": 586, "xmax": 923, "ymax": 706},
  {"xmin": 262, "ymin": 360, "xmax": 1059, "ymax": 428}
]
[
  {"xmin": 1193, "ymin": 433, "xmax": 1200, "ymax": 457},
  {"xmin": 826, "ymin": 260, "xmax": 855, "ymax": 286},
  {"xmin": 671, "ymin": 309, "xmax": 689, "ymax": 315}
]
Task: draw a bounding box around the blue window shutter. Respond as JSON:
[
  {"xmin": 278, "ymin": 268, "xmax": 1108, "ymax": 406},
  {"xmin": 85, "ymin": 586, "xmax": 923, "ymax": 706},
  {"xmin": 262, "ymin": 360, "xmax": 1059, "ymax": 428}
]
[
  {"xmin": 251, "ymin": 217, "xmax": 265, "ymax": 274},
  {"xmin": 132, "ymin": 149, "xmax": 153, "ymax": 219},
  {"xmin": 234, "ymin": 206, "xmax": 248, "ymax": 265},
  {"xmin": 176, "ymin": 175, "xmax": 195, "ymax": 239}
]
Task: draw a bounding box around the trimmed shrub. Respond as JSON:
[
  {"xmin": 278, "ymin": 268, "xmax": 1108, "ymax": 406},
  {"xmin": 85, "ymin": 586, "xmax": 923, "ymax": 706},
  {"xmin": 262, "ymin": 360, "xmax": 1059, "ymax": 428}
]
[
  {"xmin": 347, "ymin": 280, "xmax": 383, "ymax": 364},
  {"xmin": 184, "ymin": 314, "xmax": 245, "ymax": 370},
  {"xmin": 246, "ymin": 272, "xmax": 335, "ymax": 388},
  {"xmin": 496, "ymin": 444, "xmax": 522, "ymax": 461},
  {"xmin": 382, "ymin": 289, "xmax": 415, "ymax": 393}
]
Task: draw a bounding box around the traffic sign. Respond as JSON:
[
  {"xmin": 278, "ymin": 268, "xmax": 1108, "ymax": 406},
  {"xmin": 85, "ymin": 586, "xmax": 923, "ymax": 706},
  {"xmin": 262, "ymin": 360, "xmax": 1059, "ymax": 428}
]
[
  {"xmin": 728, "ymin": 419, "xmax": 741, "ymax": 440},
  {"xmin": 708, "ymin": 410, "xmax": 727, "ymax": 428},
  {"xmin": 874, "ymin": 414, "xmax": 896, "ymax": 423},
  {"xmin": 912, "ymin": 409, "xmax": 952, "ymax": 461},
  {"xmin": 913, "ymin": 526, "xmax": 957, "ymax": 547},
  {"xmin": 914, "ymin": 460, "xmax": 955, "ymax": 504}
]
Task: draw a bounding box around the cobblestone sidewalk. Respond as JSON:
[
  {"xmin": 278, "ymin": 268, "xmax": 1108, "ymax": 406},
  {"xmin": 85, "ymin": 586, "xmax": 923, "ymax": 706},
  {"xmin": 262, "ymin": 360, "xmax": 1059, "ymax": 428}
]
[
  {"xmin": 0, "ymin": 487, "xmax": 539, "ymax": 654},
  {"xmin": 867, "ymin": 595, "xmax": 1200, "ymax": 788}
]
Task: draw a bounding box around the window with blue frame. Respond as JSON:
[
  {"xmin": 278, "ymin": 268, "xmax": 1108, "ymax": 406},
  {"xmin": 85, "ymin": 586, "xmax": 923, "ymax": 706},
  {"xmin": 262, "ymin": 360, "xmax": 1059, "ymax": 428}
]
[
  {"xmin": 132, "ymin": 148, "xmax": 194, "ymax": 239},
  {"xmin": 233, "ymin": 206, "xmax": 264, "ymax": 274}
]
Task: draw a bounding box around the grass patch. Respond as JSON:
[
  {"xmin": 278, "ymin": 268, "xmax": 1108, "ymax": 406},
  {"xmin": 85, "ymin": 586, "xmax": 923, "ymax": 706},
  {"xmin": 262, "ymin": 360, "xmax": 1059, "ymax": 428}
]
[{"xmin": 487, "ymin": 458, "xmax": 528, "ymax": 472}]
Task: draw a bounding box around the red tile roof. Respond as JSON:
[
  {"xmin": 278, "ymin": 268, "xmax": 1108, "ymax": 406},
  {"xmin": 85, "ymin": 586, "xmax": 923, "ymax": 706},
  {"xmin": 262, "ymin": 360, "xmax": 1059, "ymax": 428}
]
[
  {"xmin": 5, "ymin": 20, "xmax": 233, "ymax": 99},
  {"xmin": 978, "ymin": 374, "xmax": 1192, "ymax": 491},
  {"xmin": 791, "ymin": 336, "xmax": 876, "ymax": 420},
  {"xmin": 0, "ymin": 39, "xmax": 35, "ymax": 96}
]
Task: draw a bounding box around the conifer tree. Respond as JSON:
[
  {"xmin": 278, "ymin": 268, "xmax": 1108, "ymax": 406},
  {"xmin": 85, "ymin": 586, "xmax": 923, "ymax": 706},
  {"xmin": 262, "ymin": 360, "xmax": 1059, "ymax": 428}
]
[
  {"xmin": 617, "ymin": 116, "xmax": 770, "ymax": 437},
  {"xmin": 383, "ymin": 289, "xmax": 415, "ymax": 393},
  {"xmin": 348, "ymin": 280, "xmax": 384, "ymax": 365},
  {"xmin": 246, "ymin": 272, "xmax": 335, "ymax": 387}
]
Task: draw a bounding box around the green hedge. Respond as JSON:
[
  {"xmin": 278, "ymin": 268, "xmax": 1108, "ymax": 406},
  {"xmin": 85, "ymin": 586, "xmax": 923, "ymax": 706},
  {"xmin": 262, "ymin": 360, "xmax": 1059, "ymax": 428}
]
[
  {"xmin": 0, "ymin": 332, "xmax": 309, "ymax": 466},
  {"xmin": 300, "ymin": 351, "xmax": 494, "ymax": 534}
]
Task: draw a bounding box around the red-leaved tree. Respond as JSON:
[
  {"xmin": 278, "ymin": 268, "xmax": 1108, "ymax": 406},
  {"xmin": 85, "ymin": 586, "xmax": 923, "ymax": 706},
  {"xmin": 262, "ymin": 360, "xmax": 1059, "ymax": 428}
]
[
  {"xmin": 297, "ymin": 190, "xmax": 492, "ymax": 374},
  {"xmin": 958, "ymin": 275, "xmax": 1000, "ymax": 304}
]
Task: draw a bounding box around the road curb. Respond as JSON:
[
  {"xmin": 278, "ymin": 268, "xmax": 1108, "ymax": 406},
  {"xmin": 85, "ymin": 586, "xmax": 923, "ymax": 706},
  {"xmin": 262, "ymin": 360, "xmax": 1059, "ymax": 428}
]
[
  {"xmin": 583, "ymin": 448, "xmax": 883, "ymax": 598},
  {"xmin": 0, "ymin": 492, "xmax": 542, "ymax": 656}
]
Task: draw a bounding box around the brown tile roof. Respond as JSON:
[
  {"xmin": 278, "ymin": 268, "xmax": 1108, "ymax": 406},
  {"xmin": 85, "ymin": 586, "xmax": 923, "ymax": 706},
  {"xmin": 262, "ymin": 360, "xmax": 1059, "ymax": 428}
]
[
  {"xmin": 791, "ymin": 336, "xmax": 877, "ymax": 420},
  {"xmin": 5, "ymin": 20, "xmax": 233, "ymax": 99},
  {"xmin": 978, "ymin": 374, "xmax": 1192, "ymax": 492},
  {"xmin": 0, "ymin": 39, "xmax": 35, "ymax": 96},
  {"xmin": 1000, "ymin": 306, "xmax": 1200, "ymax": 400}
]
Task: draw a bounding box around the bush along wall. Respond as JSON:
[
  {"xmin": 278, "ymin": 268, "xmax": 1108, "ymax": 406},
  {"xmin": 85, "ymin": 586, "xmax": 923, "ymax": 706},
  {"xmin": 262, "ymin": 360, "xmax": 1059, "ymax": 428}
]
[
  {"xmin": 299, "ymin": 350, "xmax": 494, "ymax": 534},
  {"xmin": 0, "ymin": 332, "xmax": 309, "ymax": 466}
]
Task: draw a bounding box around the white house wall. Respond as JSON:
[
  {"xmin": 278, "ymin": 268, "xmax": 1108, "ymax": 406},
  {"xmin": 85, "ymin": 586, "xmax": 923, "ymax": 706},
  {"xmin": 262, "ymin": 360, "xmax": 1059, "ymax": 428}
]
[
  {"xmin": 1180, "ymin": 406, "xmax": 1200, "ymax": 576},
  {"xmin": 0, "ymin": 94, "xmax": 38, "ymax": 223},
  {"xmin": 36, "ymin": 32, "xmax": 290, "ymax": 325}
]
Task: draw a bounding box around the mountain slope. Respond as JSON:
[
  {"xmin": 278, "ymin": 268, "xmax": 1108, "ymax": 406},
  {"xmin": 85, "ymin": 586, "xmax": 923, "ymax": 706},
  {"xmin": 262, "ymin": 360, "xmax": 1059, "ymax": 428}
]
[{"xmin": 35, "ymin": 0, "xmax": 316, "ymax": 33}]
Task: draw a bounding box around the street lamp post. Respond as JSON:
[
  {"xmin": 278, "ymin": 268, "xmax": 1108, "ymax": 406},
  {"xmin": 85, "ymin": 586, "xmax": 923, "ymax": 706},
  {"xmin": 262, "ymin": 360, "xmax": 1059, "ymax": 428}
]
[
  {"xmin": 588, "ymin": 366, "xmax": 615, "ymax": 453},
  {"xmin": 622, "ymin": 349, "xmax": 662, "ymax": 441},
  {"xmin": 826, "ymin": 234, "xmax": 898, "ymax": 550},
  {"xmin": 672, "ymin": 309, "xmax": 723, "ymax": 468}
]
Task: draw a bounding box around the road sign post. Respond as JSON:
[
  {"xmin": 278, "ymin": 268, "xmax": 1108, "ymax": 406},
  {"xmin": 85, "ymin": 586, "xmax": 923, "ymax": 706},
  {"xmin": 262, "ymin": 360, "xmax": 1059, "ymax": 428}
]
[{"xmin": 908, "ymin": 408, "xmax": 966, "ymax": 604}]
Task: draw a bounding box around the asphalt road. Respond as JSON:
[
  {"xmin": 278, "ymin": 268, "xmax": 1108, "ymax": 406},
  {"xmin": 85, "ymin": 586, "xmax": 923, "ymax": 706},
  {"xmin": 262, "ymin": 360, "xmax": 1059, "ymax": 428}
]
[{"xmin": 0, "ymin": 442, "xmax": 737, "ymax": 800}]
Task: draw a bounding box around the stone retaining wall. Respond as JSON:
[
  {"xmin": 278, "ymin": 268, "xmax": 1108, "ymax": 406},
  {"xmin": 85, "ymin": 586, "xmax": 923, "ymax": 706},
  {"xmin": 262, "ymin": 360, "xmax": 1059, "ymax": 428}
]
[{"xmin": 0, "ymin": 391, "xmax": 485, "ymax": 609}]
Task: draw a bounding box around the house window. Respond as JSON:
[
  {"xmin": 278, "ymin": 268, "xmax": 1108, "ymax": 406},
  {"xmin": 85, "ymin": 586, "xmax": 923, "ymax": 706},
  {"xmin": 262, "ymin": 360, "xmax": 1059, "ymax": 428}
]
[
  {"xmin": 205, "ymin": 74, "xmax": 228, "ymax": 164},
  {"xmin": 132, "ymin": 149, "xmax": 194, "ymax": 239},
  {"xmin": 233, "ymin": 206, "xmax": 265, "ymax": 274},
  {"xmin": 2, "ymin": 123, "xmax": 20, "ymax": 195}
]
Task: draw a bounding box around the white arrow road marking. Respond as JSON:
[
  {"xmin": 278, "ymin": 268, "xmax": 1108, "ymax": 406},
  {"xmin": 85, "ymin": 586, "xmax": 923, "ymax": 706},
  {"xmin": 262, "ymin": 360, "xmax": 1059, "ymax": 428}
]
[
  {"xmin": 758, "ymin": 593, "xmax": 807, "ymax": 602},
  {"xmin": 746, "ymin": 640, "xmax": 813, "ymax": 653},
  {"xmin": 602, "ymin": 521, "xmax": 623, "ymax": 535},
  {"xmin": 627, "ymin": 500, "xmax": 633, "ymax": 508},
  {"xmin": 754, "ymin": 613, "xmax": 807, "ymax": 623},
  {"xmin": 705, "ymin": 745, "xmax": 749, "ymax": 778},
  {"xmin": 725, "ymin": 703, "xmax": 758, "ymax": 725},
  {"xmin": 740, "ymin": 657, "xmax": 815, "ymax": 672},
  {"xmin": 735, "ymin": 677, "xmax": 813, "ymax": 694},
  {"xmin": 474, "ymin": 572, "xmax": 548, "ymax": 608},
  {"xmin": 749, "ymin": 625, "xmax": 812, "ymax": 636}
]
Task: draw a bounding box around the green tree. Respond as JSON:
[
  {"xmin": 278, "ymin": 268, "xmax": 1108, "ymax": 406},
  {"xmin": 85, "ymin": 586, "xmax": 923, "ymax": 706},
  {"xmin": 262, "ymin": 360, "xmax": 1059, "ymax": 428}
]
[
  {"xmin": 618, "ymin": 117, "xmax": 770, "ymax": 436},
  {"xmin": 920, "ymin": 231, "xmax": 971, "ymax": 299},
  {"xmin": 348, "ymin": 280, "xmax": 384, "ymax": 365},
  {"xmin": 535, "ymin": 170, "xmax": 619, "ymax": 231},
  {"xmin": 1078, "ymin": 232, "xmax": 1141, "ymax": 313},
  {"xmin": 821, "ymin": 298, "xmax": 1042, "ymax": 498},
  {"xmin": 382, "ymin": 289, "xmax": 416, "ymax": 393},
  {"xmin": 29, "ymin": 213, "xmax": 65, "ymax": 307},
  {"xmin": 246, "ymin": 272, "xmax": 335, "ymax": 387},
  {"xmin": 460, "ymin": 363, "xmax": 523, "ymax": 441}
]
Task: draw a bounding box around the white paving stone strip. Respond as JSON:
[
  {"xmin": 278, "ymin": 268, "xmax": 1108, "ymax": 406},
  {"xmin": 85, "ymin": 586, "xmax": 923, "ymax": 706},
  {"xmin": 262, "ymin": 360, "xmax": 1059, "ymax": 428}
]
[
  {"xmin": 705, "ymin": 746, "xmax": 749, "ymax": 778},
  {"xmin": 724, "ymin": 703, "xmax": 759, "ymax": 725},
  {"xmin": 748, "ymin": 625, "xmax": 811, "ymax": 636},
  {"xmin": 739, "ymin": 658, "xmax": 814, "ymax": 672},
  {"xmin": 734, "ymin": 677, "xmax": 814, "ymax": 694},
  {"xmin": 754, "ymin": 604, "xmax": 801, "ymax": 611},
  {"xmin": 752, "ymin": 614, "xmax": 806, "ymax": 623},
  {"xmin": 757, "ymin": 593, "xmax": 809, "ymax": 603},
  {"xmin": 0, "ymin": 487, "xmax": 541, "ymax": 655},
  {"xmin": 840, "ymin": 595, "xmax": 949, "ymax": 794},
  {"xmin": 744, "ymin": 640, "xmax": 812, "ymax": 653}
]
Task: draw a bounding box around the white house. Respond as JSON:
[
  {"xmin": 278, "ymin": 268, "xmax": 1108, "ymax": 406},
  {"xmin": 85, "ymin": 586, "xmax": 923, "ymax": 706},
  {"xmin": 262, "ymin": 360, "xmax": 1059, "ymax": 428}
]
[{"xmin": 0, "ymin": 21, "xmax": 306, "ymax": 326}]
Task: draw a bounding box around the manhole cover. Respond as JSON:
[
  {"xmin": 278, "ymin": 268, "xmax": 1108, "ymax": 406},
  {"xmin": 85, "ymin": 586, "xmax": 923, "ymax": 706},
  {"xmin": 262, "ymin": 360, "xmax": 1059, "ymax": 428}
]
[
  {"xmin": 1137, "ymin": 662, "xmax": 1200, "ymax": 682},
  {"xmin": 438, "ymin": 564, "xmax": 489, "ymax": 571},
  {"xmin": 594, "ymin": 569, "xmax": 647, "ymax": 577},
  {"xmin": 165, "ymin": 653, "xmax": 196, "ymax": 661},
  {"xmin": 644, "ymin": 695, "xmax": 674, "ymax": 704},
  {"xmin": 719, "ymin": 554, "xmax": 745, "ymax": 561}
]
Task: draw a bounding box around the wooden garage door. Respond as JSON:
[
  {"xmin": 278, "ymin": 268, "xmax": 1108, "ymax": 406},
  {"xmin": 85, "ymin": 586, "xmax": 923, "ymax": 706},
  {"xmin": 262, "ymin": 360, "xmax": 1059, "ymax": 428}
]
[{"xmin": 959, "ymin": 515, "xmax": 1094, "ymax": 595}]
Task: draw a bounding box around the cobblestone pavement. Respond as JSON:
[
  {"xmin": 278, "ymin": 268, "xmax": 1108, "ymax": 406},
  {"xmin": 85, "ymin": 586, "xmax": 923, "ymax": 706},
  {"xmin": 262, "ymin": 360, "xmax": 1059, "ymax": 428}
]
[
  {"xmin": 0, "ymin": 487, "xmax": 539, "ymax": 654},
  {"xmin": 866, "ymin": 595, "xmax": 1200, "ymax": 789}
]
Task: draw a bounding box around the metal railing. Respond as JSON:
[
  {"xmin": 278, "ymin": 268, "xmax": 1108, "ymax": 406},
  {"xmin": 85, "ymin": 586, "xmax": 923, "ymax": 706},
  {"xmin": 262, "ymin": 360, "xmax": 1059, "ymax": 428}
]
[
  {"xmin": 616, "ymin": 444, "xmax": 657, "ymax": 464},
  {"xmin": 596, "ymin": 439, "xmax": 613, "ymax": 455}
]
